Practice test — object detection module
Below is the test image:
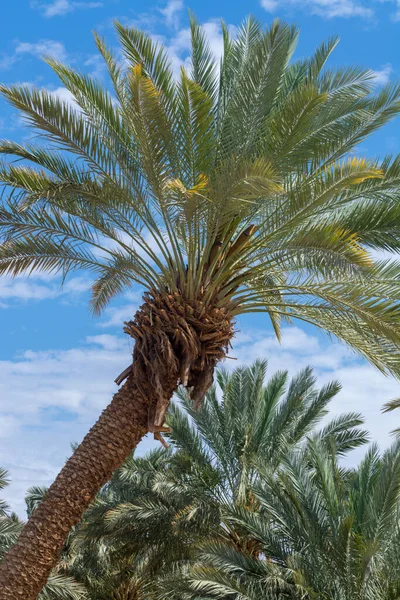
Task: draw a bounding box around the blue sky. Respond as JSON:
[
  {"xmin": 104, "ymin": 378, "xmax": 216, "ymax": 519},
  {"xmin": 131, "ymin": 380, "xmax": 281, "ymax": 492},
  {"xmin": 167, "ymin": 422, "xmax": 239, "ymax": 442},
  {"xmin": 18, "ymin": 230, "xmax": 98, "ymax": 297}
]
[{"xmin": 1, "ymin": 0, "xmax": 400, "ymax": 515}]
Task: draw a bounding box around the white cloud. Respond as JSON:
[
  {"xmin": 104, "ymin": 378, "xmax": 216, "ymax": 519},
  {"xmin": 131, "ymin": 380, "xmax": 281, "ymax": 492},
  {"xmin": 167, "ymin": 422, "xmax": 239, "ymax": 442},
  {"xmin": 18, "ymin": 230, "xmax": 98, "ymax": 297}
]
[
  {"xmin": 123, "ymin": 3, "xmax": 232, "ymax": 80},
  {"xmin": 0, "ymin": 39, "xmax": 67, "ymax": 72},
  {"xmin": 0, "ymin": 342, "xmax": 127, "ymax": 418},
  {"xmin": 4, "ymin": 463, "xmax": 60, "ymax": 517},
  {"xmin": 15, "ymin": 39, "xmax": 67, "ymax": 62},
  {"xmin": 312, "ymin": 0, "xmax": 373, "ymax": 17},
  {"xmin": 98, "ymin": 303, "xmax": 139, "ymax": 329},
  {"xmin": 160, "ymin": 0, "xmax": 184, "ymax": 27},
  {"xmin": 260, "ymin": 0, "xmax": 374, "ymax": 18},
  {"xmin": 63, "ymin": 277, "xmax": 91, "ymax": 294},
  {"xmin": 84, "ymin": 54, "xmax": 107, "ymax": 80},
  {"xmin": 202, "ymin": 20, "xmax": 227, "ymax": 63},
  {"xmin": 377, "ymin": 0, "xmax": 400, "ymax": 21},
  {"xmin": 0, "ymin": 275, "xmax": 90, "ymax": 305},
  {"xmin": 232, "ymin": 325, "xmax": 399, "ymax": 466},
  {"xmin": 0, "ymin": 280, "xmax": 56, "ymax": 302},
  {"xmin": 150, "ymin": 29, "xmax": 190, "ymax": 79},
  {"xmin": 372, "ymin": 63, "xmax": 393, "ymax": 85},
  {"xmin": 86, "ymin": 334, "xmax": 125, "ymax": 351},
  {"xmin": 38, "ymin": 0, "xmax": 70, "ymax": 16},
  {"xmin": 232, "ymin": 325, "xmax": 350, "ymax": 374},
  {"xmin": 13, "ymin": 83, "xmax": 81, "ymax": 112},
  {"xmin": 261, "ymin": 0, "xmax": 279, "ymax": 11},
  {"xmin": 0, "ymin": 416, "xmax": 19, "ymax": 440},
  {"xmin": 317, "ymin": 363, "xmax": 399, "ymax": 463},
  {"xmin": 0, "ymin": 55, "xmax": 18, "ymax": 71},
  {"xmin": 31, "ymin": 0, "xmax": 103, "ymax": 18},
  {"xmin": 0, "ymin": 332, "xmax": 153, "ymax": 515},
  {"xmin": 159, "ymin": 18, "xmax": 233, "ymax": 79}
]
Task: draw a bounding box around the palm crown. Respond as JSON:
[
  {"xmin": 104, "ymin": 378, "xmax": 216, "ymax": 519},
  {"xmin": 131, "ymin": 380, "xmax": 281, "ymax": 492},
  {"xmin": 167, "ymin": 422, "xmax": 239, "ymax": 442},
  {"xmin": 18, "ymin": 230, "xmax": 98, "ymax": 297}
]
[
  {"xmin": 190, "ymin": 439, "xmax": 400, "ymax": 600},
  {"xmin": 1, "ymin": 17, "xmax": 400, "ymax": 374}
]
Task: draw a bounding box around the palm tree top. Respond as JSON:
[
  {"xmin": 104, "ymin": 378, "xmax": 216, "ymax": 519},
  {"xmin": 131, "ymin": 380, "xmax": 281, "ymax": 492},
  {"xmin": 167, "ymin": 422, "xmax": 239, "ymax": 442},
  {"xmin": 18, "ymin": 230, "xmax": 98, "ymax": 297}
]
[
  {"xmin": 0, "ymin": 16, "xmax": 400, "ymax": 374},
  {"xmin": 193, "ymin": 437, "xmax": 400, "ymax": 600}
]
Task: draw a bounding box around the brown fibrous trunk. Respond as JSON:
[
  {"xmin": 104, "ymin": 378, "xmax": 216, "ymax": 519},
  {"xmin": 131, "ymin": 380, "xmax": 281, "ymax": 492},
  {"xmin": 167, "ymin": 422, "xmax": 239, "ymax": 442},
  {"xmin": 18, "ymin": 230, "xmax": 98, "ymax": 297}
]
[{"xmin": 0, "ymin": 289, "xmax": 234, "ymax": 600}]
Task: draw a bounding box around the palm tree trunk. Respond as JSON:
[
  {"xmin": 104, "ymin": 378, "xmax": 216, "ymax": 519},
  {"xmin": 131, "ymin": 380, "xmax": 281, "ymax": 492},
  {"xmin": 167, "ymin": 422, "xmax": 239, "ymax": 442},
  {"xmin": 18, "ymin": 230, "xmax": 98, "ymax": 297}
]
[
  {"xmin": 0, "ymin": 375, "xmax": 174, "ymax": 600},
  {"xmin": 0, "ymin": 290, "xmax": 234, "ymax": 600}
]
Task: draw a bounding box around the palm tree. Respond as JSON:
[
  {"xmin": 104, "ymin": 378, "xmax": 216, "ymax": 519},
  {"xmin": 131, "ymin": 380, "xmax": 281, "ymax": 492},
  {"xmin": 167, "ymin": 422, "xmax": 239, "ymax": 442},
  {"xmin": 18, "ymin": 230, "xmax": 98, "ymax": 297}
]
[
  {"xmin": 0, "ymin": 471, "xmax": 87, "ymax": 600},
  {"xmin": 69, "ymin": 361, "xmax": 368, "ymax": 599},
  {"xmin": 186, "ymin": 439, "xmax": 400, "ymax": 600},
  {"xmin": 1, "ymin": 15, "xmax": 400, "ymax": 598},
  {"xmin": 167, "ymin": 361, "xmax": 368, "ymax": 495}
]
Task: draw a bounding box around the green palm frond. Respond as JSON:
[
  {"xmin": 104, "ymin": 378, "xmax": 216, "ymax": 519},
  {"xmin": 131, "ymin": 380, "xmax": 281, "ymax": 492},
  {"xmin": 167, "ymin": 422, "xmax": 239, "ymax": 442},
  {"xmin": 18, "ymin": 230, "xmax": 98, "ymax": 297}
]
[
  {"xmin": 39, "ymin": 574, "xmax": 87, "ymax": 600},
  {"xmin": 204, "ymin": 433, "xmax": 400, "ymax": 600},
  {"xmin": 1, "ymin": 17, "xmax": 400, "ymax": 373},
  {"xmin": 0, "ymin": 515, "xmax": 23, "ymax": 559},
  {"xmin": 0, "ymin": 470, "xmax": 10, "ymax": 517},
  {"xmin": 189, "ymin": 12, "xmax": 218, "ymax": 103},
  {"xmin": 312, "ymin": 412, "xmax": 370, "ymax": 455},
  {"xmin": 25, "ymin": 486, "xmax": 48, "ymax": 519}
]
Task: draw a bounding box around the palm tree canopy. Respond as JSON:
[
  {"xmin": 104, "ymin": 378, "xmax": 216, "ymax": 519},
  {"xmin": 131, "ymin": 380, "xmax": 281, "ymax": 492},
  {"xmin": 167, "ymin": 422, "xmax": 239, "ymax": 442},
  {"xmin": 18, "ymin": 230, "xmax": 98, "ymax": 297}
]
[
  {"xmin": 167, "ymin": 360, "xmax": 368, "ymax": 503},
  {"xmin": 0, "ymin": 17, "xmax": 400, "ymax": 374},
  {"xmin": 184, "ymin": 439, "xmax": 400, "ymax": 600}
]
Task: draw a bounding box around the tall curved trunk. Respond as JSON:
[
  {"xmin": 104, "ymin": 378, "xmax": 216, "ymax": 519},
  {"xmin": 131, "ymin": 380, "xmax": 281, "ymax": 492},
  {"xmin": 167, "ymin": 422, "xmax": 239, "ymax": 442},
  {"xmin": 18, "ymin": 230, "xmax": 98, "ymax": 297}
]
[
  {"xmin": 0, "ymin": 291, "xmax": 234, "ymax": 599},
  {"xmin": 0, "ymin": 376, "xmax": 170, "ymax": 600}
]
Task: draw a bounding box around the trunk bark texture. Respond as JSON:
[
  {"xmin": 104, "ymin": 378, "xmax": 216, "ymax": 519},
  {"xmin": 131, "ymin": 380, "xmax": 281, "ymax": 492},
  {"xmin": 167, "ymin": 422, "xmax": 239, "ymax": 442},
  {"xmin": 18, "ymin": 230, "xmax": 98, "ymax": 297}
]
[
  {"xmin": 0, "ymin": 379, "xmax": 155, "ymax": 599},
  {"xmin": 0, "ymin": 290, "xmax": 234, "ymax": 600}
]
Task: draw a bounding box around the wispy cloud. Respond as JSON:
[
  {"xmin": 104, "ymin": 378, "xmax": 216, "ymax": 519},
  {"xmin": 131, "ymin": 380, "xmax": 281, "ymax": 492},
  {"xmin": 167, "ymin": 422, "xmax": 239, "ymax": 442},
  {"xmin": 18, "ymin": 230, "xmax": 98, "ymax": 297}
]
[
  {"xmin": 0, "ymin": 39, "xmax": 67, "ymax": 71},
  {"xmin": 393, "ymin": 2, "xmax": 400, "ymax": 20},
  {"xmin": 160, "ymin": 0, "xmax": 184, "ymax": 27},
  {"xmin": 372, "ymin": 63, "xmax": 393, "ymax": 86},
  {"xmin": 86, "ymin": 334, "xmax": 125, "ymax": 351},
  {"xmin": 150, "ymin": 18, "xmax": 234, "ymax": 79},
  {"xmin": 0, "ymin": 275, "xmax": 90, "ymax": 307},
  {"xmin": 232, "ymin": 326, "xmax": 398, "ymax": 468},
  {"xmin": 260, "ymin": 0, "xmax": 374, "ymax": 18},
  {"xmin": 98, "ymin": 302, "xmax": 140, "ymax": 329},
  {"xmin": 15, "ymin": 39, "xmax": 68, "ymax": 61},
  {"xmin": 260, "ymin": 0, "xmax": 279, "ymax": 10},
  {"xmin": 83, "ymin": 54, "xmax": 107, "ymax": 80},
  {"xmin": 377, "ymin": 0, "xmax": 400, "ymax": 21},
  {"xmin": 122, "ymin": 2, "xmax": 235, "ymax": 78},
  {"xmin": 31, "ymin": 0, "xmax": 103, "ymax": 18}
]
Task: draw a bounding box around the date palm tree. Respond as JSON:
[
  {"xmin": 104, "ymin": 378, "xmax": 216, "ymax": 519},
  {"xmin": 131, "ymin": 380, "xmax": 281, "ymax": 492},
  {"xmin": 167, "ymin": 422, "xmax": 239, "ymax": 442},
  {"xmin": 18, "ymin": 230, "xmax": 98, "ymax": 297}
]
[
  {"xmin": 187, "ymin": 439, "xmax": 400, "ymax": 600},
  {"xmin": 1, "ymin": 15, "xmax": 400, "ymax": 598}
]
